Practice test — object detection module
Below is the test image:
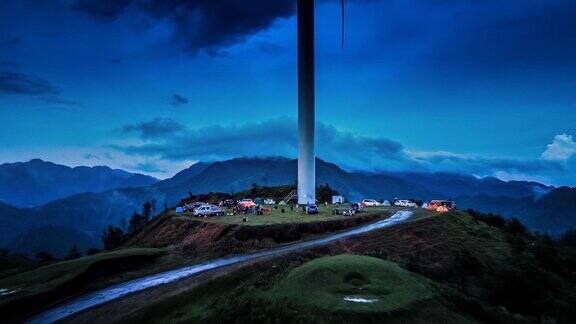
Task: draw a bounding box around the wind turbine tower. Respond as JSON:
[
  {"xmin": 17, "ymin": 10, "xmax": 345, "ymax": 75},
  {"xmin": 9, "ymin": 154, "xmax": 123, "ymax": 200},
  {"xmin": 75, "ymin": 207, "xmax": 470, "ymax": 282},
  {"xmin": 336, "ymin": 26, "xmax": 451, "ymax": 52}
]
[{"xmin": 297, "ymin": 0, "xmax": 316, "ymax": 205}]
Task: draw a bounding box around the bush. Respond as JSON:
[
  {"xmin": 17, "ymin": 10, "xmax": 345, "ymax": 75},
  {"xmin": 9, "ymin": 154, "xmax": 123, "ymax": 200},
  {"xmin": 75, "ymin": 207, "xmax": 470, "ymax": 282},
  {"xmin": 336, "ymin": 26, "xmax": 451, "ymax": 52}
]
[
  {"xmin": 505, "ymin": 218, "xmax": 528, "ymax": 236},
  {"xmin": 35, "ymin": 251, "xmax": 56, "ymax": 263},
  {"xmin": 468, "ymin": 210, "xmax": 506, "ymax": 228},
  {"xmin": 65, "ymin": 245, "xmax": 82, "ymax": 260},
  {"xmin": 317, "ymin": 184, "xmax": 338, "ymax": 204},
  {"xmin": 102, "ymin": 226, "xmax": 126, "ymax": 250},
  {"xmin": 86, "ymin": 248, "xmax": 100, "ymax": 256},
  {"xmin": 560, "ymin": 229, "xmax": 576, "ymax": 247}
]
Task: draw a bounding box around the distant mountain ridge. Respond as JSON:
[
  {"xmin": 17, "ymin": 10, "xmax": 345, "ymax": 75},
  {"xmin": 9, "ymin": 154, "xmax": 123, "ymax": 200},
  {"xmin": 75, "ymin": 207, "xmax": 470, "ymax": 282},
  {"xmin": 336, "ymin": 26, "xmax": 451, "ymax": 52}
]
[
  {"xmin": 0, "ymin": 157, "xmax": 572, "ymax": 257},
  {"xmin": 0, "ymin": 159, "xmax": 159, "ymax": 207}
]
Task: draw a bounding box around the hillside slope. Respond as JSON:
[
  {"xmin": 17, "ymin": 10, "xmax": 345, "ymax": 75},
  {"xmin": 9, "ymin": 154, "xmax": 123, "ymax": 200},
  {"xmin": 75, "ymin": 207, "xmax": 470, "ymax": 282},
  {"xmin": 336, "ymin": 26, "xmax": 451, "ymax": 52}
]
[{"xmin": 114, "ymin": 211, "xmax": 576, "ymax": 323}]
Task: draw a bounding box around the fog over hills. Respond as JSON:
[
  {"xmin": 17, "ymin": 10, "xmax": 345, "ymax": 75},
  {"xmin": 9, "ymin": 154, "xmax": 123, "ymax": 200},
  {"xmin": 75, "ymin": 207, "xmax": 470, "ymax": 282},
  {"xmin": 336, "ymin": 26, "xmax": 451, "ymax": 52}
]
[{"xmin": 0, "ymin": 157, "xmax": 572, "ymax": 257}]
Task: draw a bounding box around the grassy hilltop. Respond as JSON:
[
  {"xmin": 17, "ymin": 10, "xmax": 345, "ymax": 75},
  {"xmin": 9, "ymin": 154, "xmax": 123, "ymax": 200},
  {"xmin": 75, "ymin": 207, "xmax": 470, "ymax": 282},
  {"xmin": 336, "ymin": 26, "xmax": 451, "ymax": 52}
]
[
  {"xmin": 2, "ymin": 207, "xmax": 576, "ymax": 323},
  {"xmin": 114, "ymin": 211, "xmax": 576, "ymax": 323}
]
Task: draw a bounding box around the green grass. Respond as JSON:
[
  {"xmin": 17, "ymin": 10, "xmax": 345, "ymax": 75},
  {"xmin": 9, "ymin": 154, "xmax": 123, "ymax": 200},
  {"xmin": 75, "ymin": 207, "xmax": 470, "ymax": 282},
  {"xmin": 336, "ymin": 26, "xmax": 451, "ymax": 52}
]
[
  {"xmin": 261, "ymin": 254, "xmax": 435, "ymax": 313},
  {"xmin": 0, "ymin": 248, "xmax": 165, "ymax": 321},
  {"xmin": 121, "ymin": 254, "xmax": 473, "ymax": 324},
  {"xmin": 171, "ymin": 205, "xmax": 419, "ymax": 226}
]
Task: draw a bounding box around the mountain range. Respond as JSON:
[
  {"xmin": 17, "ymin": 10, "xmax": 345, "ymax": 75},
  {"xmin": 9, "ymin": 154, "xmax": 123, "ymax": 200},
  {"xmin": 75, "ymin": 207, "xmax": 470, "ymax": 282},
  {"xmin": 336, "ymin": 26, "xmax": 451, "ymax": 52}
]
[
  {"xmin": 0, "ymin": 157, "xmax": 573, "ymax": 257},
  {"xmin": 0, "ymin": 159, "xmax": 158, "ymax": 207}
]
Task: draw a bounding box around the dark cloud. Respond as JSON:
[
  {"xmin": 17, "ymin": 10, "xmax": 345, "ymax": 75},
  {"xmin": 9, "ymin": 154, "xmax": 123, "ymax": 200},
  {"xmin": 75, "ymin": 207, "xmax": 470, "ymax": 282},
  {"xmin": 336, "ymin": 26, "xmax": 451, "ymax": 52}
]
[
  {"xmin": 141, "ymin": 0, "xmax": 295, "ymax": 54},
  {"xmin": 169, "ymin": 94, "xmax": 189, "ymax": 107},
  {"xmin": 421, "ymin": 0, "xmax": 576, "ymax": 74},
  {"xmin": 72, "ymin": 0, "xmax": 295, "ymax": 55},
  {"xmin": 72, "ymin": 0, "xmax": 133, "ymax": 21},
  {"xmin": 55, "ymin": 0, "xmax": 576, "ymax": 69},
  {"xmin": 122, "ymin": 117, "xmax": 186, "ymax": 139},
  {"xmin": 0, "ymin": 71, "xmax": 61, "ymax": 96}
]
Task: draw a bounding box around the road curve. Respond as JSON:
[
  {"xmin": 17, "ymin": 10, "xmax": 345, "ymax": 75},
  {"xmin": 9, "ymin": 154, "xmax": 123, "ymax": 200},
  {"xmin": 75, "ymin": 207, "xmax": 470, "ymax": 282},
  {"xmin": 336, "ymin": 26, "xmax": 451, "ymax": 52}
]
[{"xmin": 29, "ymin": 211, "xmax": 413, "ymax": 324}]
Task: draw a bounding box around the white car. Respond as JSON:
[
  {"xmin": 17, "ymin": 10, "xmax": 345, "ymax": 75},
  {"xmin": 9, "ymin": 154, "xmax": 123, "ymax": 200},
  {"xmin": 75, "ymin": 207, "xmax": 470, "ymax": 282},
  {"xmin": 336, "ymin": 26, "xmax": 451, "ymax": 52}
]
[
  {"xmin": 394, "ymin": 200, "xmax": 417, "ymax": 208},
  {"xmin": 193, "ymin": 204, "xmax": 225, "ymax": 217},
  {"xmin": 361, "ymin": 199, "xmax": 382, "ymax": 207},
  {"xmin": 264, "ymin": 198, "xmax": 276, "ymax": 205}
]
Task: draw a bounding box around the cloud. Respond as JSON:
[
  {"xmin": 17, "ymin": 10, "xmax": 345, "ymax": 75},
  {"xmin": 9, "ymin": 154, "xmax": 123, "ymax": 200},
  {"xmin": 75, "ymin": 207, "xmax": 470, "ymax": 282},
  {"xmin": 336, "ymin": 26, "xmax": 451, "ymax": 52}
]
[
  {"xmin": 113, "ymin": 117, "xmax": 406, "ymax": 165},
  {"xmin": 122, "ymin": 117, "xmax": 186, "ymax": 139},
  {"xmin": 72, "ymin": 0, "xmax": 133, "ymax": 21},
  {"xmin": 82, "ymin": 153, "xmax": 100, "ymax": 160},
  {"xmin": 0, "ymin": 71, "xmax": 60, "ymax": 96},
  {"xmin": 72, "ymin": 0, "xmax": 295, "ymax": 55},
  {"xmin": 128, "ymin": 161, "xmax": 168, "ymax": 174},
  {"xmin": 169, "ymin": 94, "xmax": 189, "ymax": 107},
  {"xmin": 407, "ymin": 150, "xmax": 559, "ymax": 176},
  {"xmin": 112, "ymin": 118, "xmax": 575, "ymax": 185},
  {"xmin": 541, "ymin": 134, "xmax": 576, "ymax": 162}
]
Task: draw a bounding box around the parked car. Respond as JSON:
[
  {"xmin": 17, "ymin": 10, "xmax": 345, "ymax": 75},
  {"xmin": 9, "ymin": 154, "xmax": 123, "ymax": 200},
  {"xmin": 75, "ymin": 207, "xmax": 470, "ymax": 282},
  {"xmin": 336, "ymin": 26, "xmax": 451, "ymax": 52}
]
[
  {"xmin": 264, "ymin": 198, "xmax": 276, "ymax": 205},
  {"xmin": 361, "ymin": 199, "xmax": 382, "ymax": 207},
  {"xmin": 382, "ymin": 200, "xmax": 391, "ymax": 206},
  {"xmin": 222, "ymin": 199, "xmax": 237, "ymax": 208},
  {"xmin": 183, "ymin": 202, "xmax": 206, "ymax": 211},
  {"xmin": 306, "ymin": 204, "xmax": 319, "ymax": 215},
  {"xmin": 193, "ymin": 204, "xmax": 225, "ymax": 217},
  {"xmin": 394, "ymin": 199, "xmax": 417, "ymax": 208}
]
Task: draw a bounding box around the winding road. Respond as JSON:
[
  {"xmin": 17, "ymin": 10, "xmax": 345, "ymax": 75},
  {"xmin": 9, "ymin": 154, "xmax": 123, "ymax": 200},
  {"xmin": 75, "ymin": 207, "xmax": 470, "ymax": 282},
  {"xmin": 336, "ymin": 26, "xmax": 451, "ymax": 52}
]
[{"xmin": 29, "ymin": 210, "xmax": 413, "ymax": 324}]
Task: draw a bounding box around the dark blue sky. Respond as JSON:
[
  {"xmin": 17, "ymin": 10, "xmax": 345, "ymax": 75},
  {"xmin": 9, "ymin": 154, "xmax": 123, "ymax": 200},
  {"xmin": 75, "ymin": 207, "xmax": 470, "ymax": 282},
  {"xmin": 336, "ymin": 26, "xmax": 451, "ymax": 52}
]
[{"xmin": 1, "ymin": 0, "xmax": 575, "ymax": 185}]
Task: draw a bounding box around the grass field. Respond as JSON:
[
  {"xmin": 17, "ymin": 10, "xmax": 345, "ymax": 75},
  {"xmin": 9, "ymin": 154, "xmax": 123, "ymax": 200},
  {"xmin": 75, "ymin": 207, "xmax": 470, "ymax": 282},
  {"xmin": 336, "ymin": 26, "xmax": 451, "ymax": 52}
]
[
  {"xmin": 120, "ymin": 254, "xmax": 473, "ymax": 323},
  {"xmin": 170, "ymin": 205, "xmax": 428, "ymax": 226},
  {"xmin": 261, "ymin": 254, "xmax": 436, "ymax": 313},
  {"xmin": 0, "ymin": 248, "xmax": 167, "ymax": 321}
]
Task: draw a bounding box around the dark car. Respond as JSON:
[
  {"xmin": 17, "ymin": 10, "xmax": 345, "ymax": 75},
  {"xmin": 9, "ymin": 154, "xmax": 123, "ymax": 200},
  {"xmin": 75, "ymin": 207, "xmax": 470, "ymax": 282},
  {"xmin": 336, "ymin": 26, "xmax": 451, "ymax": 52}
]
[
  {"xmin": 222, "ymin": 199, "xmax": 237, "ymax": 208},
  {"xmin": 306, "ymin": 204, "xmax": 319, "ymax": 215}
]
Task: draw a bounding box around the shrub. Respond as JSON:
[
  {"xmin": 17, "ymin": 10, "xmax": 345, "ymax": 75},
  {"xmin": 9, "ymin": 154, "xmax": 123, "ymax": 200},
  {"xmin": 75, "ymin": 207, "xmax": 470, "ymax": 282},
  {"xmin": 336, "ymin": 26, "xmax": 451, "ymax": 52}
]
[
  {"xmin": 468, "ymin": 210, "xmax": 506, "ymax": 228},
  {"xmin": 505, "ymin": 218, "xmax": 528, "ymax": 236},
  {"xmin": 102, "ymin": 226, "xmax": 126, "ymax": 250},
  {"xmin": 65, "ymin": 245, "xmax": 82, "ymax": 260},
  {"xmin": 560, "ymin": 229, "xmax": 576, "ymax": 247},
  {"xmin": 86, "ymin": 248, "xmax": 100, "ymax": 256},
  {"xmin": 35, "ymin": 251, "xmax": 56, "ymax": 263}
]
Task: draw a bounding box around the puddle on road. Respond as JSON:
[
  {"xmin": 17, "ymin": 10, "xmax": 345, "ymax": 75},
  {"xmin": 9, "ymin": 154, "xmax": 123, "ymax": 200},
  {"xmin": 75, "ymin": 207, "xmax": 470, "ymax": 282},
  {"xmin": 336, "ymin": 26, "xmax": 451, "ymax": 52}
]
[{"xmin": 343, "ymin": 296, "xmax": 378, "ymax": 303}]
